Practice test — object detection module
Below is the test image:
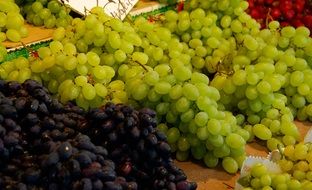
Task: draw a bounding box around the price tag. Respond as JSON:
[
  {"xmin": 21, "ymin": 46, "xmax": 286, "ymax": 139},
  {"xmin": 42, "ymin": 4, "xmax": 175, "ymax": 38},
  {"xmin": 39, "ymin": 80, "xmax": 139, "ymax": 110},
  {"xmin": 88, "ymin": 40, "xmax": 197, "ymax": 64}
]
[{"xmin": 59, "ymin": 0, "xmax": 139, "ymax": 20}]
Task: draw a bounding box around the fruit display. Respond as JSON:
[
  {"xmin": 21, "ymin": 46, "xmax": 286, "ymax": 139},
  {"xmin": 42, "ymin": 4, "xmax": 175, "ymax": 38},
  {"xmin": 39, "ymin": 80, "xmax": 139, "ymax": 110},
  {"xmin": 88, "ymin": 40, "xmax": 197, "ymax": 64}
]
[
  {"xmin": 0, "ymin": 79, "xmax": 196, "ymax": 190},
  {"xmin": 1, "ymin": 0, "xmax": 312, "ymax": 188},
  {"xmin": 247, "ymin": 0, "xmax": 312, "ymax": 31}
]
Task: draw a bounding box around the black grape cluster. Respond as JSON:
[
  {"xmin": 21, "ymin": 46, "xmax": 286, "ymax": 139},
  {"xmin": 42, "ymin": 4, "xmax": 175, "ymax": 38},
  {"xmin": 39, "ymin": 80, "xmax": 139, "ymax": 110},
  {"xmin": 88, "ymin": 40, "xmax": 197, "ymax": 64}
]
[
  {"xmin": 0, "ymin": 79, "xmax": 196, "ymax": 190},
  {"xmin": 77, "ymin": 104, "xmax": 197, "ymax": 190}
]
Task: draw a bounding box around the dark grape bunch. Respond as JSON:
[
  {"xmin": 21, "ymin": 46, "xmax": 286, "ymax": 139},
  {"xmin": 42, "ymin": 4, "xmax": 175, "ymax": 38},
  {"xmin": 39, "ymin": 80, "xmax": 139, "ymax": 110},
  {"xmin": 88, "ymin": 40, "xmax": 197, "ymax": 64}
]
[
  {"xmin": 77, "ymin": 104, "xmax": 197, "ymax": 190},
  {"xmin": 0, "ymin": 79, "xmax": 196, "ymax": 190}
]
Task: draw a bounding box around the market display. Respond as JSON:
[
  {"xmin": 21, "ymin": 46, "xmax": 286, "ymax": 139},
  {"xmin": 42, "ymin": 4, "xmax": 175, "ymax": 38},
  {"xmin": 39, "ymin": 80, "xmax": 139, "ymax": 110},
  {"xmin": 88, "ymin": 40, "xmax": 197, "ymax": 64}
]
[{"xmin": 1, "ymin": 0, "xmax": 312, "ymax": 189}]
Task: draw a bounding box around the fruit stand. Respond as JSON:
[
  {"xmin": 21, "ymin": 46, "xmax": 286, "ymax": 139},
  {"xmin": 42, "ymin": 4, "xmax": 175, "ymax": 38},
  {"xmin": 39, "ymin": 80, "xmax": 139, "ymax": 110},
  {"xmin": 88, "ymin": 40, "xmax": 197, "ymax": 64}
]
[{"xmin": 1, "ymin": 0, "xmax": 312, "ymax": 189}]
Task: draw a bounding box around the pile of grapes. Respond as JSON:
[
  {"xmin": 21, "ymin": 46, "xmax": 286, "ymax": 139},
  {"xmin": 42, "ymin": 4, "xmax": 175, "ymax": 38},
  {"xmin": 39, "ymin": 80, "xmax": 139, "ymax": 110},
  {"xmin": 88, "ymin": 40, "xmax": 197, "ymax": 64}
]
[
  {"xmin": 0, "ymin": 0, "xmax": 312, "ymax": 186},
  {"xmin": 0, "ymin": 79, "xmax": 196, "ymax": 190}
]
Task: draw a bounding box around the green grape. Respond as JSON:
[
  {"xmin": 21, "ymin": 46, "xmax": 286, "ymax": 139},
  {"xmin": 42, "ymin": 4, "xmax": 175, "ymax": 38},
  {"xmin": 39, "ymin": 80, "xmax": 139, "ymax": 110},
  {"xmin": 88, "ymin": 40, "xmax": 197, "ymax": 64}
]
[
  {"xmin": 173, "ymin": 66, "xmax": 192, "ymax": 81},
  {"xmin": 175, "ymin": 97, "xmax": 190, "ymax": 113},
  {"xmin": 243, "ymin": 34, "xmax": 258, "ymax": 50},
  {"xmin": 253, "ymin": 124, "xmax": 272, "ymax": 140},
  {"xmin": 166, "ymin": 127, "xmax": 180, "ymax": 144},
  {"xmin": 257, "ymin": 81, "xmax": 272, "ymax": 94},
  {"xmin": 206, "ymin": 37, "xmax": 220, "ymax": 49},
  {"xmin": 86, "ymin": 51, "xmax": 100, "ymax": 66},
  {"xmin": 222, "ymin": 157, "xmax": 238, "ymax": 174},
  {"xmin": 6, "ymin": 29, "xmax": 21, "ymax": 42},
  {"xmin": 156, "ymin": 102, "xmax": 170, "ymax": 115},
  {"xmin": 251, "ymin": 163, "xmax": 268, "ymax": 178},
  {"xmin": 290, "ymin": 71, "xmax": 304, "ymax": 87},
  {"xmin": 132, "ymin": 83, "xmax": 149, "ymax": 100},
  {"xmin": 225, "ymin": 133, "xmax": 245, "ymax": 149},
  {"xmin": 94, "ymin": 83, "xmax": 108, "ymax": 98},
  {"xmin": 63, "ymin": 56, "xmax": 77, "ymax": 70},
  {"xmin": 207, "ymin": 118, "xmax": 221, "ymax": 135},
  {"xmin": 231, "ymin": 19, "xmax": 243, "ymax": 33},
  {"xmin": 177, "ymin": 137, "xmax": 190, "ymax": 151},
  {"xmin": 154, "ymin": 81, "xmax": 171, "ymax": 95},
  {"xmin": 204, "ymin": 152, "xmax": 219, "ymax": 168},
  {"xmin": 182, "ymin": 83, "xmax": 199, "ymax": 101},
  {"xmin": 81, "ymin": 83, "xmax": 96, "ymax": 100},
  {"xmin": 132, "ymin": 52, "xmax": 148, "ymax": 65},
  {"xmin": 194, "ymin": 112, "xmax": 209, "ymax": 127},
  {"xmin": 176, "ymin": 150, "xmax": 189, "ymax": 161},
  {"xmin": 191, "ymin": 144, "xmax": 206, "ymax": 160}
]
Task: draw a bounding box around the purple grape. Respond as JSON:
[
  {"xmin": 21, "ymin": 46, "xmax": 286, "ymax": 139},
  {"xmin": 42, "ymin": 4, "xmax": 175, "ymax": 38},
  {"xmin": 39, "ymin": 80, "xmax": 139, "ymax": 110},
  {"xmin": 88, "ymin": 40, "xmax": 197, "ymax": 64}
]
[
  {"xmin": 93, "ymin": 179, "xmax": 103, "ymax": 190},
  {"xmin": 81, "ymin": 178, "xmax": 92, "ymax": 190},
  {"xmin": 29, "ymin": 99, "xmax": 39, "ymax": 112},
  {"xmin": 58, "ymin": 142, "xmax": 73, "ymax": 159},
  {"xmin": 44, "ymin": 152, "xmax": 59, "ymax": 166},
  {"xmin": 0, "ymin": 104, "xmax": 17, "ymax": 118},
  {"xmin": 76, "ymin": 152, "xmax": 92, "ymax": 167},
  {"xmin": 104, "ymin": 181, "xmax": 122, "ymax": 190}
]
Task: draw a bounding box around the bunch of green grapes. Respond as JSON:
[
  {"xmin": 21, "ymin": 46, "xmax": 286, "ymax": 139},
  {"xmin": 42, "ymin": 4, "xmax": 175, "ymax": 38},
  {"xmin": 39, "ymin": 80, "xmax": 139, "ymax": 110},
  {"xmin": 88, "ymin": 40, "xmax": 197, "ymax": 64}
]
[
  {"xmin": 0, "ymin": 0, "xmax": 28, "ymax": 42},
  {"xmin": 162, "ymin": 0, "xmax": 312, "ymax": 152},
  {"xmin": 0, "ymin": 6, "xmax": 248, "ymax": 173},
  {"xmin": 238, "ymin": 162, "xmax": 312, "ymax": 190},
  {"xmin": 212, "ymin": 24, "xmax": 312, "ymax": 151},
  {"xmin": 21, "ymin": 0, "xmax": 73, "ymax": 28}
]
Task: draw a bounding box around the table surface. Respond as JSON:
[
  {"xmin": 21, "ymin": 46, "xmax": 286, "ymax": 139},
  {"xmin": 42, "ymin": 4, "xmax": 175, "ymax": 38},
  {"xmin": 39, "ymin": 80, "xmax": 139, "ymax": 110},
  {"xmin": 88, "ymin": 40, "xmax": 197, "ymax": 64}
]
[{"xmin": 175, "ymin": 121, "xmax": 311, "ymax": 190}]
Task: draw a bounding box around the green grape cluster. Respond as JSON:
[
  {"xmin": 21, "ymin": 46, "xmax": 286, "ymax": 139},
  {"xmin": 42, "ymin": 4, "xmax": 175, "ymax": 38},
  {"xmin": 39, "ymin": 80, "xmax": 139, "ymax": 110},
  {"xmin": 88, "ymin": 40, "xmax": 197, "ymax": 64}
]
[
  {"xmin": 0, "ymin": 7, "xmax": 142, "ymax": 110},
  {"xmin": 161, "ymin": 0, "xmax": 312, "ymax": 152},
  {"xmin": 21, "ymin": 0, "xmax": 73, "ymax": 28},
  {"xmin": 0, "ymin": 0, "xmax": 28, "ymax": 42},
  {"xmin": 0, "ymin": 6, "xmax": 249, "ymax": 173},
  {"xmin": 0, "ymin": 56, "xmax": 32, "ymax": 83},
  {"xmin": 238, "ymin": 162, "xmax": 312, "ymax": 190},
  {"xmin": 118, "ymin": 12, "xmax": 249, "ymax": 173}
]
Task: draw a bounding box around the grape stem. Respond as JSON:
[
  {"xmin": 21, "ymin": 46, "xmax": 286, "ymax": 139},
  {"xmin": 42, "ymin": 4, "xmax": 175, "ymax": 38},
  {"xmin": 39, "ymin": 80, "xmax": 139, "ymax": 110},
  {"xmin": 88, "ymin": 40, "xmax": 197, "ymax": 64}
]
[
  {"xmin": 131, "ymin": 60, "xmax": 148, "ymax": 71},
  {"xmin": 265, "ymin": 8, "xmax": 274, "ymax": 28},
  {"xmin": 223, "ymin": 182, "xmax": 234, "ymax": 189},
  {"xmin": 20, "ymin": 42, "xmax": 39, "ymax": 59}
]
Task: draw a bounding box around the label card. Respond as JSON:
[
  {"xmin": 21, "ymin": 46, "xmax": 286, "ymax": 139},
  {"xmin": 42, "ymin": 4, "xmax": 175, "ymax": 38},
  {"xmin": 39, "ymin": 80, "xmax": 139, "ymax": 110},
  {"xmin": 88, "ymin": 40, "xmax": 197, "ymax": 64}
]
[{"xmin": 59, "ymin": 0, "xmax": 139, "ymax": 20}]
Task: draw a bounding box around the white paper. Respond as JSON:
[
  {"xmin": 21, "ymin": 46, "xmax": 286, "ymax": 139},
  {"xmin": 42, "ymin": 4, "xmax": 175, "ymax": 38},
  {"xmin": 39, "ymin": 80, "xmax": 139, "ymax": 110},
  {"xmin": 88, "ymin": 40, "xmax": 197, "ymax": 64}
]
[
  {"xmin": 304, "ymin": 127, "xmax": 312, "ymax": 143},
  {"xmin": 59, "ymin": 0, "xmax": 139, "ymax": 20}
]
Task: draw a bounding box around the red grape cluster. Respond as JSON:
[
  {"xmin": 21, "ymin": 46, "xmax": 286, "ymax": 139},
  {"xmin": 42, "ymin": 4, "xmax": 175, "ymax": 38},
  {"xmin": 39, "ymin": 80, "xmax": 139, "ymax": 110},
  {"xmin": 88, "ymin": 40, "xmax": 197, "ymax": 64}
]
[{"xmin": 247, "ymin": 0, "xmax": 312, "ymax": 31}]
